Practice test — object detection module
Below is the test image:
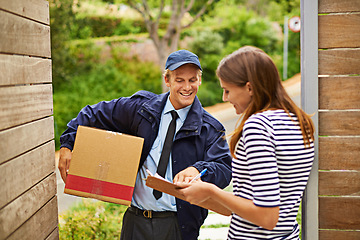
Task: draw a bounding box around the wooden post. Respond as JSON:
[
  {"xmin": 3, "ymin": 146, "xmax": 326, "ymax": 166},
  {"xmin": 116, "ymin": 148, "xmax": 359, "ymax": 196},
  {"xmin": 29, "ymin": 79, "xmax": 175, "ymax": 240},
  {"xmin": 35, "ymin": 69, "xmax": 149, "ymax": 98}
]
[
  {"xmin": 302, "ymin": 0, "xmax": 360, "ymax": 239},
  {"xmin": 0, "ymin": 0, "xmax": 58, "ymax": 239},
  {"xmin": 300, "ymin": 0, "xmax": 319, "ymax": 239}
]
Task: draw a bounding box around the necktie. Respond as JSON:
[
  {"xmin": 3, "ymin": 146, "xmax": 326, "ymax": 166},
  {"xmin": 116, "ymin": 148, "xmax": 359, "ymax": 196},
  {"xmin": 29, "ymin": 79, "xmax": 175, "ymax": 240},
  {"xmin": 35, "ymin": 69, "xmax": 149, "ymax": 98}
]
[{"xmin": 153, "ymin": 110, "xmax": 178, "ymax": 200}]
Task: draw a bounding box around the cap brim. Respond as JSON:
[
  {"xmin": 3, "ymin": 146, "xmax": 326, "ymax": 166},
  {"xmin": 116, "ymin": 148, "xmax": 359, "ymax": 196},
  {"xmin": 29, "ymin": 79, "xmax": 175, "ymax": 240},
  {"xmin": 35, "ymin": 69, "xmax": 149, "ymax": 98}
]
[{"xmin": 167, "ymin": 61, "xmax": 202, "ymax": 71}]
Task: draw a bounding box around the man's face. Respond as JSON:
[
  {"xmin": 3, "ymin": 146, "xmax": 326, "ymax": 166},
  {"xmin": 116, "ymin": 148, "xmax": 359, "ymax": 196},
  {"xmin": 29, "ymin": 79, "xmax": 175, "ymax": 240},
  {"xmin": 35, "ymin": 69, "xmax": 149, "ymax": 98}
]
[{"xmin": 165, "ymin": 64, "xmax": 201, "ymax": 110}]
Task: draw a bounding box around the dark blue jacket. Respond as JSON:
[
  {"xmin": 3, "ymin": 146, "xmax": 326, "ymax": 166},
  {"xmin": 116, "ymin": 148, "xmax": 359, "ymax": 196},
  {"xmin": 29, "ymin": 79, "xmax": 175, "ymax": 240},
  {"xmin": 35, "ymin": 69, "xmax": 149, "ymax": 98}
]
[{"xmin": 60, "ymin": 90, "xmax": 232, "ymax": 240}]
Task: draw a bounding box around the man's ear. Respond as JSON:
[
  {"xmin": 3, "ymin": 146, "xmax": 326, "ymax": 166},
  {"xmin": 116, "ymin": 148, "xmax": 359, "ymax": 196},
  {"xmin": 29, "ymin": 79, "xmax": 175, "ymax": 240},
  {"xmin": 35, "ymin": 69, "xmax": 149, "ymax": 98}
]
[{"xmin": 165, "ymin": 75, "xmax": 171, "ymax": 87}]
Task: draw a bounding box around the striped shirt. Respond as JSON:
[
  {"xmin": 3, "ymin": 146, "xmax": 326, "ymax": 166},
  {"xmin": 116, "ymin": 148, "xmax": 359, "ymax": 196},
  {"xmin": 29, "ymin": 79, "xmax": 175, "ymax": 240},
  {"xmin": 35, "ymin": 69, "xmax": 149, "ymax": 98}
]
[{"xmin": 228, "ymin": 110, "xmax": 314, "ymax": 239}]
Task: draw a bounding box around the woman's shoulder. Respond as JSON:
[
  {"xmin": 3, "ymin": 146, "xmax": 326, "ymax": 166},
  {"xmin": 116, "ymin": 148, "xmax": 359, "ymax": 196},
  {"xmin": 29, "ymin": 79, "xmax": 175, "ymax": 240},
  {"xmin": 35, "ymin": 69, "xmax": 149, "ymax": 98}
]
[
  {"xmin": 244, "ymin": 109, "xmax": 296, "ymax": 131},
  {"xmin": 248, "ymin": 109, "xmax": 295, "ymax": 122}
]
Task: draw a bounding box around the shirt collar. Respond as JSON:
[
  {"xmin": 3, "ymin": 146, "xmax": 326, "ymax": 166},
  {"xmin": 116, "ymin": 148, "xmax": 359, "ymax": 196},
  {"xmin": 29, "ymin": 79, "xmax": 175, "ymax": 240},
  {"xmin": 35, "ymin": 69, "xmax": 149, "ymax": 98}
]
[{"xmin": 163, "ymin": 96, "xmax": 192, "ymax": 123}]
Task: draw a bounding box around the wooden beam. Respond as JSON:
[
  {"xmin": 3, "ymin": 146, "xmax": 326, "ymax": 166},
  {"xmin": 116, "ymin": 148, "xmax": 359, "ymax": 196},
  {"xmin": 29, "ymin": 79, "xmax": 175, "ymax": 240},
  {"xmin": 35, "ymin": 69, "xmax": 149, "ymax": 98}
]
[
  {"xmin": 0, "ymin": 84, "xmax": 53, "ymax": 130},
  {"xmin": 319, "ymin": 111, "xmax": 360, "ymax": 136},
  {"xmin": 319, "ymin": 137, "xmax": 360, "ymax": 170},
  {"xmin": 0, "ymin": 174, "xmax": 57, "ymax": 239},
  {"xmin": 320, "ymin": 230, "xmax": 360, "ymax": 240},
  {"xmin": 0, "ymin": 117, "xmax": 54, "ymax": 164},
  {"xmin": 0, "ymin": 54, "xmax": 52, "ymax": 86},
  {"xmin": 0, "ymin": 141, "xmax": 55, "ymax": 209},
  {"xmin": 0, "ymin": 10, "xmax": 51, "ymax": 58},
  {"xmin": 301, "ymin": 0, "xmax": 319, "ymax": 239},
  {"xmin": 319, "ymin": 14, "xmax": 360, "ymax": 49},
  {"xmin": 319, "ymin": 49, "xmax": 360, "ymax": 76},
  {"xmin": 0, "ymin": 0, "xmax": 50, "ymax": 25},
  {"xmin": 319, "ymin": 0, "xmax": 360, "ymax": 13},
  {"xmin": 319, "ymin": 196, "xmax": 360, "ymax": 230},
  {"xmin": 45, "ymin": 227, "xmax": 60, "ymax": 240},
  {"xmin": 319, "ymin": 76, "xmax": 360, "ymax": 110},
  {"xmin": 319, "ymin": 171, "xmax": 360, "ymax": 196},
  {"xmin": 6, "ymin": 197, "xmax": 58, "ymax": 240}
]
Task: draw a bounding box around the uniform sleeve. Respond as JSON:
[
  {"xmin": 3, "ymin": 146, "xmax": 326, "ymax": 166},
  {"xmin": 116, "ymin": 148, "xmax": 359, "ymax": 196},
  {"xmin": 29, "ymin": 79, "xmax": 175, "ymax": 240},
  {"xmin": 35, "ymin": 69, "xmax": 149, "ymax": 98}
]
[
  {"xmin": 242, "ymin": 115, "xmax": 280, "ymax": 207},
  {"xmin": 59, "ymin": 95, "xmax": 140, "ymax": 151},
  {"xmin": 192, "ymin": 126, "xmax": 232, "ymax": 189}
]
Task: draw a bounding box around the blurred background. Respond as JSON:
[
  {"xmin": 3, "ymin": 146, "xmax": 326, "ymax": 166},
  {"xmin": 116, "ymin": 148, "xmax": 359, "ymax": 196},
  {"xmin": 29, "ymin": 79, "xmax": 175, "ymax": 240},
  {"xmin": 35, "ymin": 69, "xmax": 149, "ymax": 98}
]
[
  {"xmin": 50, "ymin": 0, "xmax": 301, "ymax": 150},
  {"xmin": 51, "ymin": 1, "xmax": 302, "ymax": 238}
]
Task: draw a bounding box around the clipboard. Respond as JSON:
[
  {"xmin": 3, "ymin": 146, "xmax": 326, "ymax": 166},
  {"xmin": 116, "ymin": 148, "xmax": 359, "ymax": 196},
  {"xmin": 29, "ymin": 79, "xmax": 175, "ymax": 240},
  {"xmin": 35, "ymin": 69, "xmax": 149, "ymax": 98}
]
[{"xmin": 145, "ymin": 174, "xmax": 232, "ymax": 216}]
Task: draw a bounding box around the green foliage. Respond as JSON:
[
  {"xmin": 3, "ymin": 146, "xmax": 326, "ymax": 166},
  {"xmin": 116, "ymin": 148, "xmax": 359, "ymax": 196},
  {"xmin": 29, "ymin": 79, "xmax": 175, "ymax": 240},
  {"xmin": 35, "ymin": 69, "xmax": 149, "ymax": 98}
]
[
  {"xmin": 197, "ymin": 81, "xmax": 223, "ymax": 107},
  {"xmin": 49, "ymin": 0, "xmax": 78, "ymax": 89},
  {"xmin": 70, "ymin": 16, "xmax": 146, "ymax": 39},
  {"xmin": 214, "ymin": 6, "xmax": 279, "ymax": 54},
  {"xmin": 188, "ymin": 5, "xmax": 284, "ymax": 105},
  {"xmin": 188, "ymin": 29, "xmax": 224, "ymax": 57},
  {"xmin": 53, "ymin": 43, "xmax": 162, "ymax": 149},
  {"xmin": 59, "ymin": 199, "xmax": 127, "ymax": 239},
  {"xmin": 201, "ymin": 223, "xmax": 230, "ymax": 229},
  {"xmin": 187, "ymin": 29, "xmax": 224, "ymax": 105}
]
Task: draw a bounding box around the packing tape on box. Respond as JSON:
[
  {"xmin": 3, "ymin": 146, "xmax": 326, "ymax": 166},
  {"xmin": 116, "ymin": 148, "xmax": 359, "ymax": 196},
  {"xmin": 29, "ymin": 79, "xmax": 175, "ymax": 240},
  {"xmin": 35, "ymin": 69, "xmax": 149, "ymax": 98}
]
[{"xmin": 90, "ymin": 160, "xmax": 110, "ymax": 196}]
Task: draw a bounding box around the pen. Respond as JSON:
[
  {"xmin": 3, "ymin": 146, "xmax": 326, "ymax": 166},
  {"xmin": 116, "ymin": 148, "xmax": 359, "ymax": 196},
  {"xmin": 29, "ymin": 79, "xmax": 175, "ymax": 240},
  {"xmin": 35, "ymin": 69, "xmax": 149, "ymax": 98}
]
[{"xmin": 189, "ymin": 169, "xmax": 207, "ymax": 183}]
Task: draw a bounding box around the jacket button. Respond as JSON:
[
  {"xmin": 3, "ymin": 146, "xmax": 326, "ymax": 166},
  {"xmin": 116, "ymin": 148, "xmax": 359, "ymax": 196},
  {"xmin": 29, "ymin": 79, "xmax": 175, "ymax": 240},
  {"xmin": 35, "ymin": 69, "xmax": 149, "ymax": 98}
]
[
  {"xmin": 141, "ymin": 110, "xmax": 143, "ymax": 113},
  {"xmin": 186, "ymin": 132, "xmax": 189, "ymax": 135},
  {"xmin": 149, "ymin": 116, "xmax": 152, "ymax": 120}
]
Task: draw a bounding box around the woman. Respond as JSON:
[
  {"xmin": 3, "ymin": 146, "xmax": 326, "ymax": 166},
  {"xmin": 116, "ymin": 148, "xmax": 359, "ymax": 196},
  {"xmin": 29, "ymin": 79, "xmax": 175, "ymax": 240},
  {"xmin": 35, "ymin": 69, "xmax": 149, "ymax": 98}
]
[{"xmin": 178, "ymin": 46, "xmax": 315, "ymax": 239}]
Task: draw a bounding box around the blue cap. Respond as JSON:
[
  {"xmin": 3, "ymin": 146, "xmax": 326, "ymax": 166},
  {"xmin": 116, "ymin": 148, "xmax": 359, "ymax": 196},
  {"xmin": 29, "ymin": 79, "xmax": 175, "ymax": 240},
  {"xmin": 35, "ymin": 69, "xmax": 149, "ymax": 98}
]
[{"xmin": 165, "ymin": 50, "xmax": 202, "ymax": 71}]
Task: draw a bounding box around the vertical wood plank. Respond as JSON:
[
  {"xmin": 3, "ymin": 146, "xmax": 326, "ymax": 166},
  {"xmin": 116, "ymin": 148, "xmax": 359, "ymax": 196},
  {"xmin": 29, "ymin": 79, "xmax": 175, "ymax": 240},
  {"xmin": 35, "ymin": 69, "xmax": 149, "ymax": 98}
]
[{"xmin": 301, "ymin": 0, "xmax": 319, "ymax": 239}]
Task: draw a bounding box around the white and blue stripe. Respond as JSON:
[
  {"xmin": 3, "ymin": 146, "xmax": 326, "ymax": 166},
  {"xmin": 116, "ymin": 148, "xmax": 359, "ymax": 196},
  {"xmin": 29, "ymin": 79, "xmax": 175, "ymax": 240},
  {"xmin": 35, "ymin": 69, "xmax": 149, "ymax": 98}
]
[{"xmin": 228, "ymin": 110, "xmax": 314, "ymax": 239}]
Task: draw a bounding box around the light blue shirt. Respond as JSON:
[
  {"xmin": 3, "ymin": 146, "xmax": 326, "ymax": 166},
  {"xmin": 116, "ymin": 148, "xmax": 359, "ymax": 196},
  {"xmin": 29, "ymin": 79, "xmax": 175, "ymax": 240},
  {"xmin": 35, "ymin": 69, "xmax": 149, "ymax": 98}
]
[{"xmin": 131, "ymin": 97, "xmax": 191, "ymax": 211}]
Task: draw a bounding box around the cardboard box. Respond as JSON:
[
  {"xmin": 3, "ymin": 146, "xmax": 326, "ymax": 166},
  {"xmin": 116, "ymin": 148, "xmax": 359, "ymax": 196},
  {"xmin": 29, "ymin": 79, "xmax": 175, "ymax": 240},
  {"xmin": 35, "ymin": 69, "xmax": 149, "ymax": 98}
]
[{"xmin": 64, "ymin": 126, "xmax": 144, "ymax": 205}]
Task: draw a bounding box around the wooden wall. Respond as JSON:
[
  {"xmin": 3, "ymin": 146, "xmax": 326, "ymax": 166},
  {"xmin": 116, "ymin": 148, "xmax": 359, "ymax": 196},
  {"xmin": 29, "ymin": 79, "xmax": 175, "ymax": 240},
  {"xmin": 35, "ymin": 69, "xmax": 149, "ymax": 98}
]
[
  {"xmin": 318, "ymin": 0, "xmax": 360, "ymax": 239},
  {"xmin": 0, "ymin": 0, "xmax": 59, "ymax": 239}
]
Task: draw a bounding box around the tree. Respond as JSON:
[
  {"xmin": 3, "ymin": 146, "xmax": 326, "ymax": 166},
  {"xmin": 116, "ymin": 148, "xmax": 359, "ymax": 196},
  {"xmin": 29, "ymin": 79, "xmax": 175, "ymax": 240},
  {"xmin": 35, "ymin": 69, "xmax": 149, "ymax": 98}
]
[
  {"xmin": 49, "ymin": 0, "xmax": 77, "ymax": 90},
  {"xmin": 124, "ymin": 0, "xmax": 216, "ymax": 92}
]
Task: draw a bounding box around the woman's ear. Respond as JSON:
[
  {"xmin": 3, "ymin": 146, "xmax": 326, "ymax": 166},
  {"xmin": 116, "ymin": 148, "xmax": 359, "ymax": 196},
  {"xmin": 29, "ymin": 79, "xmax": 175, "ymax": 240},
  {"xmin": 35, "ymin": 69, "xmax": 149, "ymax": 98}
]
[{"xmin": 246, "ymin": 82, "xmax": 253, "ymax": 96}]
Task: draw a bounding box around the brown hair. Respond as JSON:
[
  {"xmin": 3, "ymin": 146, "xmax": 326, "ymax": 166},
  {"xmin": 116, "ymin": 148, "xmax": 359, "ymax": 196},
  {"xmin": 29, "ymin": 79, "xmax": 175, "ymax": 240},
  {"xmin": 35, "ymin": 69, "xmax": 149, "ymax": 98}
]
[{"xmin": 216, "ymin": 46, "xmax": 315, "ymax": 157}]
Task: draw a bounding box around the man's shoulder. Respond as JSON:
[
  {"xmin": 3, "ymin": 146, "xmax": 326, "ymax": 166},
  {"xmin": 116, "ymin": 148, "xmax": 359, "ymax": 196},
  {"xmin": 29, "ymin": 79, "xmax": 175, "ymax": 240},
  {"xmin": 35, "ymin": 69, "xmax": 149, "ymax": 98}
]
[
  {"xmin": 130, "ymin": 90, "xmax": 157, "ymax": 100},
  {"xmin": 202, "ymin": 109, "xmax": 225, "ymax": 131}
]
